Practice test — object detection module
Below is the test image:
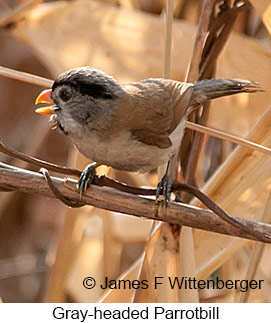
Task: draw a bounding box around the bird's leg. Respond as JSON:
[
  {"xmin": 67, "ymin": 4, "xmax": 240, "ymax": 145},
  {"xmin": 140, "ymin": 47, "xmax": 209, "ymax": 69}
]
[
  {"xmin": 78, "ymin": 162, "xmax": 99, "ymax": 198},
  {"xmin": 156, "ymin": 156, "xmax": 173, "ymax": 207}
]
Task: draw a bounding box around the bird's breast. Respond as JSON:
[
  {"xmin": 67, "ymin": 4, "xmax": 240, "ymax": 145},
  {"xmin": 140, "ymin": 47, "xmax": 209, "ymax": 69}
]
[{"xmin": 71, "ymin": 117, "xmax": 186, "ymax": 172}]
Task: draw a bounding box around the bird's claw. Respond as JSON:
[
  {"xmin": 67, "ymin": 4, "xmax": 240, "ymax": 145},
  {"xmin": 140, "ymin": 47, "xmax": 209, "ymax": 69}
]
[
  {"xmin": 155, "ymin": 175, "xmax": 172, "ymax": 208},
  {"xmin": 77, "ymin": 163, "xmax": 97, "ymax": 198}
]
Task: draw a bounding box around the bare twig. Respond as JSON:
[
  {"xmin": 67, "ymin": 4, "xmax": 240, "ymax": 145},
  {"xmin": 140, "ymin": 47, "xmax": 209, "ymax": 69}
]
[
  {"xmin": 0, "ymin": 65, "xmax": 53, "ymax": 87},
  {"xmin": 185, "ymin": 121, "xmax": 271, "ymax": 157},
  {"xmin": 0, "ymin": 141, "xmax": 81, "ymax": 177},
  {"xmin": 0, "ymin": 162, "xmax": 270, "ymax": 243}
]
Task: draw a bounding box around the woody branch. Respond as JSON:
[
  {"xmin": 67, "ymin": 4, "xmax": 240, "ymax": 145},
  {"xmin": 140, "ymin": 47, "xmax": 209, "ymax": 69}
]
[{"xmin": 0, "ymin": 162, "xmax": 270, "ymax": 243}]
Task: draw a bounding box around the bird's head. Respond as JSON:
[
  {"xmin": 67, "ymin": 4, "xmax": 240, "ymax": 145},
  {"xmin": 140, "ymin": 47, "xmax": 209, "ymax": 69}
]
[{"xmin": 35, "ymin": 67, "xmax": 125, "ymax": 135}]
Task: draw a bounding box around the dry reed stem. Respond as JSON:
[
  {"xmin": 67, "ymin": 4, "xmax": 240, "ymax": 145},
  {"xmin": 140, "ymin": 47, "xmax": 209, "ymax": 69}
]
[
  {"xmin": 101, "ymin": 207, "xmax": 123, "ymax": 279},
  {"xmin": 44, "ymin": 151, "xmax": 87, "ymax": 302},
  {"xmin": 178, "ymin": 227, "xmax": 199, "ymax": 302},
  {"xmin": 145, "ymin": 225, "xmax": 181, "ymax": 302},
  {"xmin": 183, "ymin": 2, "xmax": 246, "ymax": 192},
  {"xmin": 178, "ymin": 0, "xmax": 215, "ymax": 302},
  {"xmin": 180, "ymin": 0, "xmax": 215, "ymax": 183},
  {"xmin": 133, "ymin": 253, "xmax": 152, "ymax": 302},
  {"xmin": 99, "ymin": 252, "xmax": 146, "ymax": 303},
  {"xmin": 125, "ymin": 0, "xmax": 174, "ymax": 302},
  {"xmin": 186, "ymin": 121, "xmax": 271, "ymax": 157},
  {"xmin": 163, "ymin": 0, "xmax": 174, "ymax": 79},
  {"xmin": 145, "ymin": 0, "xmax": 181, "ymax": 303},
  {"xmin": 66, "ymin": 208, "xmax": 105, "ymax": 302},
  {"xmin": 185, "ymin": 0, "xmax": 215, "ymax": 82},
  {"xmin": 239, "ymin": 190, "xmax": 271, "ymax": 303},
  {"xmin": 192, "ymin": 105, "xmax": 271, "ymax": 279},
  {"xmin": 0, "ymin": 65, "xmax": 53, "ymax": 87},
  {"xmin": 237, "ymin": 247, "xmax": 271, "ymax": 302},
  {"xmin": 44, "ymin": 205, "xmax": 86, "ymax": 302},
  {"xmin": 45, "ymin": 150, "xmax": 110, "ymax": 301}
]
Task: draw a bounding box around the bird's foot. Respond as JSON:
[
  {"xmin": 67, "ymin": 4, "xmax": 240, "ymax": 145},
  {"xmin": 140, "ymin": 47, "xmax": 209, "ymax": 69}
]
[
  {"xmin": 155, "ymin": 174, "xmax": 172, "ymax": 208},
  {"xmin": 77, "ymin": 162, "xmax": 97, "ymax": 198}
]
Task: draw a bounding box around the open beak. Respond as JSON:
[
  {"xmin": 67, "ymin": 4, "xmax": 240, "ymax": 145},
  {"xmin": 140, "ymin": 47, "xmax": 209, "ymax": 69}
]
[{"xmin": 35, "ymin": 89, "xmax": 56, "ymax": 115}]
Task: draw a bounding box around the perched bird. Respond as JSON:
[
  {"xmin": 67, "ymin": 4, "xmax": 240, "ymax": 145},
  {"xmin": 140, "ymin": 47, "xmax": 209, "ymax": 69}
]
[{"xmin": 35, "ymin": 67, "xmax": 261, "ymax": 200}]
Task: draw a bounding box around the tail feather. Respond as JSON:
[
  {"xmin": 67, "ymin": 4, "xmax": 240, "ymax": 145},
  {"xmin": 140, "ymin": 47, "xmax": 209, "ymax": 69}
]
[{"xmin": 192, "ymin": 78, "xmax": 262, "ymax": 105}]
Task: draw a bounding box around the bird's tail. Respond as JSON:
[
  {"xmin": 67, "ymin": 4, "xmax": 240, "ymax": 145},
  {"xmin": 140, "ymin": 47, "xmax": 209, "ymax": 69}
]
[{"xmin": 192, "ymin": 78, "xmax": 262, "ymax": 105}]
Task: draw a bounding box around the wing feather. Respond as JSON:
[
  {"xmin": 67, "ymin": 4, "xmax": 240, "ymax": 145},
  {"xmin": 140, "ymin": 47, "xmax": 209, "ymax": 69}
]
[{"xmin": 118, "ymin": 79, "xmax": 194, "ymax": 148}]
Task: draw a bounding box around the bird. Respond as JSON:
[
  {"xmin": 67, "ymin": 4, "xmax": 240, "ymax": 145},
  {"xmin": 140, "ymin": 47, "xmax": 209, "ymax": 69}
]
[{"xmin": 35, "ymin": 66, "xmax": 261, "ymax": 201}]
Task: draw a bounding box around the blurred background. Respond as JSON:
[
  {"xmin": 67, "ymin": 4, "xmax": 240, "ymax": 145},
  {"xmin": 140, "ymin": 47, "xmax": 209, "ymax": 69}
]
[{"xmin": 0, "ymin": 0, "xmax": 270, "ymax": 303}]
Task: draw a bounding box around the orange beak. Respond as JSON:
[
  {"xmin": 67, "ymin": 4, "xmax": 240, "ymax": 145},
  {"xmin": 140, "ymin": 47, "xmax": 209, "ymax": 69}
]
[{"xmin": 35, "ymin": 89, "xmax": 55, "ymax": 115}]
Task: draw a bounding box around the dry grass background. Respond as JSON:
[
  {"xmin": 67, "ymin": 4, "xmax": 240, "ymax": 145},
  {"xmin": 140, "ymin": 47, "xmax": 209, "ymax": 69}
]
[{"xmin": 0, "ymin": 0, "xmax": 270, "ymax": 302}]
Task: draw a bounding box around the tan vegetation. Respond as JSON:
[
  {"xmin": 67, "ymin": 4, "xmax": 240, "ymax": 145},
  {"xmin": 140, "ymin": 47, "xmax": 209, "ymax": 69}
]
[{"xmin": 0, "ymin": 0, "xmax": 270, "ymax": 303}]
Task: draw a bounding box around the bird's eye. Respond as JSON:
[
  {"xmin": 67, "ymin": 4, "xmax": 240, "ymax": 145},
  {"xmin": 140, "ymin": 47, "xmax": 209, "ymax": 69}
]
[{"xmin": 59, "ymin": 89, "xmax": 72, "ymax": 102}]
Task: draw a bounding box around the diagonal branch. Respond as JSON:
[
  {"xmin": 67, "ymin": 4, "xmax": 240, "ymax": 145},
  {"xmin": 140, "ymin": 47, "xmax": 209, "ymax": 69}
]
[
  {"xmin": 0, "ymin": 162, "xmax": 270, "ymax": 243},
  {"xmin": 0, "ymin": 137, "xmax": 269, "ymax": 241}
]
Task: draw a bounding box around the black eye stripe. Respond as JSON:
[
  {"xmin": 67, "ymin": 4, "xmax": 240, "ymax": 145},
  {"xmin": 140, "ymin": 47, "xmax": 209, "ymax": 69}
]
[
  {"xmin": 52, "ymin": 81, "xmax": 117, "ymax": 100},
  {"xmin": 75, "ymin": 81, "xmax": 116, "ymax": 99}
]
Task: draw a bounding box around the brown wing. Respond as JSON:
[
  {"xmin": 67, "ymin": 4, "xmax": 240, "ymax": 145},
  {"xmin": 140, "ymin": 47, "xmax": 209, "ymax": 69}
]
[
  {"xmin": 161, "ymin": 79, "xmax": 195, "ymax": 134},
  {"xmin": 118, "ymin": 79, "xmax": 194, "ymax": 148}
]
